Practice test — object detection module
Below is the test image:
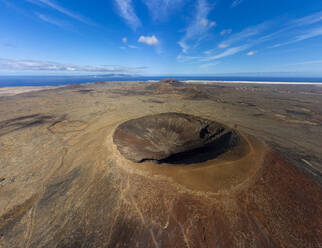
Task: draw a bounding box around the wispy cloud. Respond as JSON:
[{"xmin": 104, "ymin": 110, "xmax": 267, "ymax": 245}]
[
  {"xmin": 2, "ymin": 0, "xmax": 31, "ymax": 17},
  {"xmin": 182, "ymin": 11, "xmax": 322, "ymax": 64},
  {"xmin": 2, "ymin": 0, "xmax": 19, "ymax": 10},
  {"xmin": 0, "ymin": 58, "xmax": 146, "ymax": 73},
  {"xmin": 290, "ymin": 11, "xmax": 322, "ymax": 27},
  {"xmin": 142, "ymin": 0, "xmax": 183, "ymax": 21},
  {"xmin": 246, "ymin": 50, "xmax": 256, "ymax": 56},
  {"xmin": 220, "ymin": 29, "xmax": 232, "ymax": 35},
  {"xmin": 177, "ymin": 54, "xmax": 203, "ymax": 63},
  {"xmin": 218, "ymin": 44, "xmax": 229, "ymax": 48},
  {"xmin": 35, "ymin": 12, "xmax": 69, "ymax": 27},
  {"xmin": 289, "ymin": 60, "xmax": 322, "ymax": 66},
  {"xmin": 179, "ymin": 21, "xmax": 267, "ymax": 62},
  {"xmin": 27, "ymin": 0, "xmax": 95, "ymax": 25},
  {"xmin": 204, "ymin": 11, "xmax": 322, "ymax": 61},
  {"xmin": 114, "ymin": 0, "xmax": 141, "ymax": 30},
  {"xmin": 203, "ymin": 45, "xmax": 249, "ymax": 61},
  {"xmin": 200, "ymin": 61, "xmax": 220, "ymax": 68},
  {"xmin": 220, "ymin": 21, "xmax": 271, "ymax": 47},
  {"xmin": 121, "ymin": 37, "xmax": 139, "ymax": 49},
  {"xmin": 268, "ymin": 11, "xmax": 322, "ymax": 48},
  {"xmin": 183, "ymin": 44, "xmax": 252, "ymax": 63},
  {"xmin": 179, "ymin": 12, "xmax": 318, "ymax": 63},
  {"xmin": 271, "ymin": 26, "xmax": 322, "ymax": 48},
  {"xmin": 203, "ymin": 22, "xmax": 270, "ymax": 56},
  {"xmin": 231, "ymin": 0, "xmax": 244, "ymax": 8},
  {"xmin": 128, "ymin": 44, "xmax": 138, "ymax": 49},
  {"xmin": 138, "ymin": 35, "xmax": 159, "ymax": 45},
  {"xmin": 178, "ymin": 0, "xmax": 216, "ymax": 53}
]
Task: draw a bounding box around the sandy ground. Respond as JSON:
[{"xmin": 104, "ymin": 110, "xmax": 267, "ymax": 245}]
[
  {"xmin": 0, "ymin": 86, "xmax": 63, "ymax": 96},
  {"xmin": 0, "ymin": 81, "xmax": 321, "ymax": 247}
]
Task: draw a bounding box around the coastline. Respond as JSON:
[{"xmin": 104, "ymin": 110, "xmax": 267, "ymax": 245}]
[
  {"xmin": 183, "ymin": 80, "xmax": 322, "ymax": 85},
  {"xmin": 1, "ymin": 79, "xmax": 322, "ymax": 97}
]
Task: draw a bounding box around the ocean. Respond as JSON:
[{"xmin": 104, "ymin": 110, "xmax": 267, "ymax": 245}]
[{"xmin": 0, "ymin": 75, "xmax": 322, "ymax": 87}]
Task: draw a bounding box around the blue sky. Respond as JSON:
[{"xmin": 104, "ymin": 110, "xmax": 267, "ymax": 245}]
[{"xmin": 0, "ymin": 0, "xmax": 322, "ymax": 76}]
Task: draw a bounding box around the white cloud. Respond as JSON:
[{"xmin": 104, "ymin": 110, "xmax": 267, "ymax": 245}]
[
  {"xmin": 210, "ymin": 21, "xmax": 216, "ymax": 27},
  {"xmin": 178, "ymin": 0, "xmax": 216, "ymax": 53},
  {"xmin": 291, "ymin": 11, "xmax": 322, "ymax": 27},
  {"xmin": 178, "ymin": 20, "xmax": 272, "ymax": 63},
  {"xmin": 27, "ymin": 0, "xmax": 95, "ymax": 25},
  {"xmin": 218, "ymin": 43, "xmax": 229, "ymax": 48},
  {"xmin": 220, "ymin": 29, "xmax": 232, "ymax": 35},
  {"xmin": 223, "ymin": 21, "xmax": 271, "ymax": 46},
  {"xmin": 121, "ymin": 37, "xmax": 138, "ymax": 48},
  {"xmin": 246, "ymin": 50, "xmax": 256, "ymax": 56},
  {"xmin": 128, "ymin": 45, "xmax": 138, "ymax": 49},
  {"xmin": 138, "ymin": 35, "xmax": 159, "ymax": 45},
  {"xmin": 0, "ymin": 58, "xmax": 146, "ymax": 73},
  {"xmin": 176, "ymin": 54, "xmax": 203, "ymax": 63},
  {"xmin": 178, "ymin": 41, "xmax": 190, "ymax": 53},
  {"xmin": 179, "ymin": 22, "xmax": 264, "ymax": 62},
  {"xmin": 202, "ymin": 45, "xmax": 249, "ymax": 61},
  {"xmin": 200, "ymin": 18, "xmax": 216, "ymax": 27},
  {"xmin": 35, "ymin": 12, "xmax": 69, "ymax": 27},
  {"xmin": 204, "ymin": 21, "xmax": 271, "ymax": 57},
  {"xmin": 203, "ymin": 49, "xmax": 213, "ymax": 55},
  {"xmin": 231, "ymin": 0, "xmax": 244, "ymax": 7},
  {"xmin": 200, "ymin": 18, "xmax": 208, "ymax": 27},
  {"xmin": 267, "ymin": 11, "xmax": 322, "ymax": 48},
  {"xmin": 260, "ymin": 11, "xmax": 322, "ymax": 49},
  {"xmin": 296, "ymin": 26, "xmax": 322, "ymax": 40},
  {"xmin": 142, "ymin": 0, "xmax": 183, "ymax": 21},
  {"xmin": 178, "ymin": 10, "xmax": 322, "ymax": 65},
  {"xmin": 271, "ymin": 26, "xmax": 322, "ymax": 48},
  {"xmin": 114, "ymin": 0, "xmax": 141, "ymax": 30}
]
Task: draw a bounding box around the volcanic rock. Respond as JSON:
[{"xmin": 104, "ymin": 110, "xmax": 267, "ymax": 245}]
[
  {"xmin": 113, "ymin": 112, "xmax": 241, "ymax": 164},
  {"xmin": 159, "ymin": 78, "xmax": 185, "ymax": 87},
  {"xmin": 1, "ymin": 82, "xmax": 322, "ymax": 248}
]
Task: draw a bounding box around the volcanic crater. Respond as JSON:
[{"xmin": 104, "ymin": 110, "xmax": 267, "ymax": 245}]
[
  {"xmin": 113, "ymin": 112, "xmax": 246, "ymax": 165},
  {"xmin": 1, "ymin": 82, "xmax": 322, "ymax": 248}
]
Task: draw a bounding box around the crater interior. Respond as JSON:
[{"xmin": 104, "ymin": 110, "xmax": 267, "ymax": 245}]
[{"xmin": 113, "ymin": 112, "xmax": 244, "ymax": 164}]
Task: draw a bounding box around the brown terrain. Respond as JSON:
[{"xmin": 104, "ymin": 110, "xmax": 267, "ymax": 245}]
[{"xmin": 0, "ymin": 79, "xmax": 321, "ymax": 247}]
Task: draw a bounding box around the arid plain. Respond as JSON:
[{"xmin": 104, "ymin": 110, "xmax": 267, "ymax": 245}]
[{"xmin": 0, "ymin": 80, "xmax": 321, "ymax": 247}]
